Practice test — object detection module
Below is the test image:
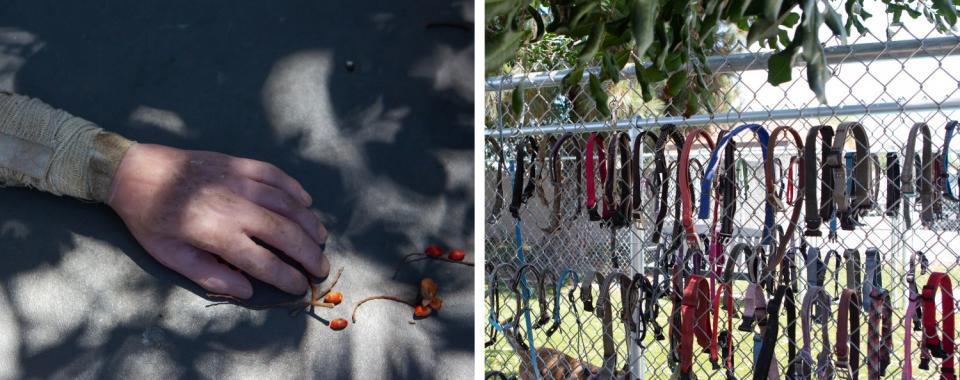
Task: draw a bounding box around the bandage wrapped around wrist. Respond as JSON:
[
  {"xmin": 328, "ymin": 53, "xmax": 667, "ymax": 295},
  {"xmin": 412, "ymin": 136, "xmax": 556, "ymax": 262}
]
[{"xmin": 0, "ymin": 92, "xmax": 134, "ymax": 202}]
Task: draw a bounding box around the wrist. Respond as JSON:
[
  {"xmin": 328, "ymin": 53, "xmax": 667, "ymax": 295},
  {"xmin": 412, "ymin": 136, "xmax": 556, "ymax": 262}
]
[{"xmin": 91, "ymin": 131, "xmax": 135, "ymax": 203}]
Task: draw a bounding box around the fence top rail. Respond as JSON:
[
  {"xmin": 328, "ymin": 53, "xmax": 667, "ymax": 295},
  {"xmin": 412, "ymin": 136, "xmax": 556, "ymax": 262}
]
[
  {"xmin": 484, "ymin": 36, "xmax": 960, "ymax": 91},
  {"xmin": 484, "ymin": 99, "xmax": 960, "ymax": 137}
]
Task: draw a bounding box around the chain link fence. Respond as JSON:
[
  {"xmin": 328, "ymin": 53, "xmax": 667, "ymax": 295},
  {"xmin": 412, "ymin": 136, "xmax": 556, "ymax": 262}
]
[{"xmin": 485, "ymin": 3, "xmax": 960, "ymax": 379}]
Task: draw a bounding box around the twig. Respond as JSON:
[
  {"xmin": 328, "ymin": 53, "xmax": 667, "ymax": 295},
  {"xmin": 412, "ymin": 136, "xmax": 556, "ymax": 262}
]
[
  {"xmin": 352, "ymin": 295, "xmax": 416, "ymax": 323},
  {"xmin": 406, "ymin": 255, "xmax": 475, "ymax": 267},
  {"xmin": 314, "ymin": 267, "xmax": 344, "ymax": 302},
  {"xmin": 394, "ymin": 253, "xmax": 475, "ymax": 277},
  {"xmin": 205, "ymin": 294, "xmax": 304, "ymax": 310}
]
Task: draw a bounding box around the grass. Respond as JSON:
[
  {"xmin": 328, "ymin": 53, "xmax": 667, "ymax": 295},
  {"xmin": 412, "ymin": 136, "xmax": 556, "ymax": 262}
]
[{"xmin": 485, "ymin": 264, "xmax": 953, "ymax": 379}]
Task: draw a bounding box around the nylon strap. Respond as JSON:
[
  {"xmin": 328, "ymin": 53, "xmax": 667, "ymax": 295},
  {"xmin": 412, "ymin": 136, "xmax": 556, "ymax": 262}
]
[
  {"xmin": 803, "ymin": 125, "xmax": 835, "ymax": 237},
  {"xmin": 509, "ymin": 264, "xmax": 545, "ymax": 356},
  {"xmin": 672, "ymin": 127, "xmax": 717, "ymax": 376},
  {"xmin": 534, "ymin": 135, "xmax": 555, "ymax": 208},
  {"xmin": 919, "ymin": 272, "xmax": 956, "ymax": 379},
  {"xmin": 835, "ymin": 288, "xmax": 861, "ymax": 380},
  {"xmin": 546, "ymin": 268, "xmax": 579, "ymax": 337},
  {"xmin": 862, "ymin": 248, "xmax": 881, "ymax": 312},
  {"xmin": 654, "ymin": 124, "xmax": 685, "ymax": 249},
  {"xmin": 597, "ymin": 272, "xmax": 636, "ymax": 379},
  {"xmin": 485, "ymin": 263, "xmax": 518, "ymax": 347},
  {"xmin": 944, "ymin": 120, "xmax": 960, "ymax": 202},
  {"xmin": 759, "ymin": 126, "xmax": 805, "ymax": 286},
  {"xmin": 486, "ymin": 137, "xmax": 507, "ymax": 223},
  {"xmin": 678, "ymin": 275, "xmax": 712, "ymax": 380},
  {"xmin": 632, "ymin": 130, "xmax": 660, "ymax": 221},
  {"xmin": 827, "ymin": 122, "xmax": 873, "ymax": 231},
  {"xmin": 585, "ymin": 132, "xmax": 608, "ymax": 221},
  {"xmin": 753, "ymin": 285, "xmax": 789, "ymax": 380},
  {"xmin": 800, "ymin": 286, "xmax": 834, "ymax": 380},
  {"xmin": 544, "ymin": 133, "xmax": 583, "ymax": 232},
  {"xmin": 604, "ymin": 132, "xmax": 633, "ymax": 228},
  {"xmin": 903, "ymin": 122, "xmax": 934, "ymax": 227},
  {"xmin": 699, "ymin": 124, "xmax": 772, "ymax": 245},
  {"xmin": 867, "ymin": 288, "xmax": 892, "ymax": 379},
  {"xmin": 509, "ymin": 137, "xmax": 540, "ymax": 219},
  {"xmin": 903, "ymin": 251, "xmax": 928, "ymax": 380},
  {"xmin": 632, "ymin": 273, "xmax": 658, "ymax": 346},
  {"xmin": 885, "ymin": 151, "xmax": 901, "ymax": 217}
]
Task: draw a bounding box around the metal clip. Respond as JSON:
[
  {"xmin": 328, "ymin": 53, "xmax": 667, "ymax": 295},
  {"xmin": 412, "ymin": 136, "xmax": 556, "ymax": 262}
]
[
  {"xmin": 768, "ymin": 193, "xmax": 786, "ymax": 213},
  {"xmin": 929, "ymin": 341, "xmax": 947, "ymax": 359},
  {"xmin": 834, "ymin": 361, "xmax": 851, "ymax": 380}
]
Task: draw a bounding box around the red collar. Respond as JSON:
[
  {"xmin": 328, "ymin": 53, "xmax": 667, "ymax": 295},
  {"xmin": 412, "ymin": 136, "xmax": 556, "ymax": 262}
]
[
  {"xmin": 584, "ymin": 132, "xmax": 608, "ymax": 221},
  {"xmin": 678, "ymin": 275, "xmax": 712, "ymax": 378},
  {"xmin": 920, "ymin": 272, "xmax": 956, "ymax": 380}
]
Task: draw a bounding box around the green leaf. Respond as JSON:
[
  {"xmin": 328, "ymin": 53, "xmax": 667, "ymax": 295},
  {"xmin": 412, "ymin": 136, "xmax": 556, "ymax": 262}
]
[
  {"xmin": 641, "ymin": 66, "xmax": 667, "ymax": 82},
  {"xmin": 634, "ymin": 54, "xmax": 654, "ymax": 103},
  {"xmin": 727, "ymin": 0, "xmax": 751, "ymax": 18},
  {"xmin": 486, "ymin": 0, "xmax": 522, "ymax": 23},
  {"xmin": 562, "ymin": 66, "xmax": 586, "ymax": 89},
  {"xmin": 807, "ymin": 57, "xmax": 829, "ymax": 104},
  {"xmin": 631, "ymin": 0, "xmax": 657, "ymax": 59},
  {"xmin": 614, "ymin": 50, "xmax": 631, "ymax": 69},
  {"xmin": 747, "ymin": 17, "xmax": 781, "ymax": 46},
  {"xmin": 511, "ymin": 79, "xmax": 525, "ymax": 116},
  {"xmin": 485, "ymin": 28, "xmax": 529, "ymax": 74},
  {"xmin": 782, "ymin": 12, "xmax": 801, "ymax": 27},
  {"xmin": 768, "ymin": 48, "xmax": 797, "ymax": 85},
  {"xmin": 570, "ymin": 1, "xmax": 600, "ymax": 30},
  {"xmin": 822, "ymin": 1, "xmax": 848, "ymax": 44},
  {"xmin": 665, "ymin": 51, "xmax": 684, "ymax": 73},
  {"xmin": 602, "ymin": 54, "xmax": 621, "ymax": 82},
  {"xmin": 577, "ymin": 23, "xmax": 606, "ymax": 65},
  {"xmin": 762, "ymin": 0, "xmax": 785, "ymax": 22},
  {"xmin": 704, "ymin": 92, "xmax": 716, "ymax": 114},
  {"xmin": 684, "ymin": 91, "xmax": 699, "ymax": 118},
  {"xmin": 638, "ymin": 75, "xmax": 654, "ymax": 102},
  {"xmin": 587, "ymin": 73, "xmax": 611, "ymax": 117},
  {"xmin": 666, "ymin": 70, "xmax": 688, "ymax": 98},
  {"xmin": 778, "ymin": 29, "xmax": 791, "ymax": 48},
  {"xmin": 933, "ymin": 0, "xmax": 958, "ymax": 26}
]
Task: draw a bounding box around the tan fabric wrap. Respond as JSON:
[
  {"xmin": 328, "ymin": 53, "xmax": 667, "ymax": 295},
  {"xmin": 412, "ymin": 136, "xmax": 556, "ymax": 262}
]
[{"xmin": 0, "ymin": 92, "xmax": 134, "ymax": 202}]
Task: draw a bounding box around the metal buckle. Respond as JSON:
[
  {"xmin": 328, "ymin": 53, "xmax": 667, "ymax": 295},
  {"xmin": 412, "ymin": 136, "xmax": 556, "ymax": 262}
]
[
  {"xmin": 768, "ymin": 193, "xmax": 786, "ymax": 212},
  {"xmin": 834, "ymin": 361, "xmax": 851, "ymax": 380},
  {"xmin": 824, "ymin": 150, "xmax": 843, "ymax": 168},
  {"xmin": 929, "ymin": 341, "xmax": 947, "ymax": 358}
]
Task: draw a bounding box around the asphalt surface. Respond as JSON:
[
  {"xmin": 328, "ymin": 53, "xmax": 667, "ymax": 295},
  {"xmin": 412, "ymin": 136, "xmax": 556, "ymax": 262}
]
[{"xmin": 0, "ymin": 1, "xmax": 474, "ymax": 379}]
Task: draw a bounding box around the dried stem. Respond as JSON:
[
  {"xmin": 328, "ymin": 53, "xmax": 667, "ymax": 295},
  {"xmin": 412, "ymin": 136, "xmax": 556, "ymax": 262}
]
[
  {"xmin": 205, "ymin": 295, "xmax": 305, "ymax": 310},
  {"xmin": 352, "ymin": 295, "xmax": 417, "ymax": 323},
  {"xmin": 406, "ymin": 255, "xmax": 475, "ymax": 267},
  {"xmin": 313, "ymin": 267, "xmax": 344, "ymax": 303}
]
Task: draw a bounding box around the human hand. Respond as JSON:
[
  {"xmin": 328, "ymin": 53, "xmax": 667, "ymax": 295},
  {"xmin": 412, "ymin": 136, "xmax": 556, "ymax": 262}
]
[{"xmin": 107, "ymin": 143, "xmax": 329, "ymax": 298}]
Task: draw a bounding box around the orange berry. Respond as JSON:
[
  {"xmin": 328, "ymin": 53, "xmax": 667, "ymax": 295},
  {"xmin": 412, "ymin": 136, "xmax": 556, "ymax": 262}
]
[
  {"xmin": 447, "ymin": 249, "xmax": 466, "ymax": 261},
  {"xmin": 429, "ymin": 296, "xmax": 443, "ymax": 311},
  {"xmin": 329, "ymin": 318, "xmax": 348, "ymax": 330},
  {"xmin": 414, "ymin": 305, "xmax": 432, "ymax": 317},
  {"xmin": 323, "ymin": 292, "xmax": 343, "ymax": 305},
  {"xmin": 424, "ymin": 244, "xmax": 443, "ymax": 257}
]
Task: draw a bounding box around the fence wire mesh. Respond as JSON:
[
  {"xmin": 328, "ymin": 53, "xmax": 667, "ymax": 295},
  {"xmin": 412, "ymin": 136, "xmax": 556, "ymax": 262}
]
[{"xmin": 485, "ymin": 3, "xmax": 960, "ymax": 379}]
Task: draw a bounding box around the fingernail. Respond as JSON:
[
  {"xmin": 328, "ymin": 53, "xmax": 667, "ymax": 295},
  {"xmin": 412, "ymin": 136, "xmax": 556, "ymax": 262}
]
[
  {"xmin": 301, "ymin": 190, "xmax": 312, "ymax": 206},
  {"xmin": 317, "ymin": 223, "xmax": 328, "ymax": 244},
  {"xmin": 316, "ymin": 254, "xmax": 331, "ymax": 279}
]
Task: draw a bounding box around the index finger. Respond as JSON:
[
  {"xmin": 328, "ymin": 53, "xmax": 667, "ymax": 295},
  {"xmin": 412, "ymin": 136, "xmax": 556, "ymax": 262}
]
[{"xmin": 232, "ymin": 157, "xmax": 312, "ymax": 206}]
